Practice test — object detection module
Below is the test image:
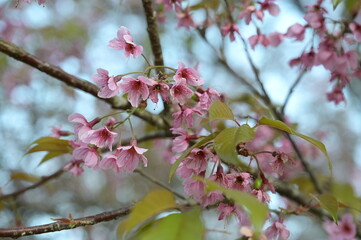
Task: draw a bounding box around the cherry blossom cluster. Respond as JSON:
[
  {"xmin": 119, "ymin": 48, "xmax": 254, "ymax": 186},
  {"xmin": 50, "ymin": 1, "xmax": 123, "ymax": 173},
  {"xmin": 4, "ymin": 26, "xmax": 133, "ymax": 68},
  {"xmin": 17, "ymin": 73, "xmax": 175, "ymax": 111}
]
[
  {"xmin": 156, "ymin": 0, "xmax": 361, "ymax": 105},
  {"xmin": 61, "ymin": 22, "xmax": 358, "ymax": 239}
]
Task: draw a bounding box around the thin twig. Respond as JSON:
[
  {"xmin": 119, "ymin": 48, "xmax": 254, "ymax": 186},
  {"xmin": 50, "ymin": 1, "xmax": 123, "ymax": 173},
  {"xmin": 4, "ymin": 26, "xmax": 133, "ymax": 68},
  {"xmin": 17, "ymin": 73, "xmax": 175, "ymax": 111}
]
[
  {"xmin": 0, "ymin": 206, "xmax": 131, "ymax": 238},
  {"xmin": 134, "ymin": 169, "xmax": 186, "ymax": 200},
  {"xmin": 281, "ymin": 70, "xmax": 306, "ymax": 115},
  {"xmin": 0, "ymin": 38, "xmax": 170, "ymax": 131},
  {"xmin": 0, "ymin": 168, "xmax": 65, "ymax": 201}
]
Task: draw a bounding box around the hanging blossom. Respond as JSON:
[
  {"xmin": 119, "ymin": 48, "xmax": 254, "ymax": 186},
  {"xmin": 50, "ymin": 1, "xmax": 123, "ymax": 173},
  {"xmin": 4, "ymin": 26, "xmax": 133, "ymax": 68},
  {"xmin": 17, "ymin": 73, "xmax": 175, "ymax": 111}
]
[
  {"xmin": 115, "ymin": 140, "xmax": 148, "ymax": 172},
  {"xmin": 68, "ymin": 113, "xmax": 100, "ymax": 142},
  {"xmin": 119, "ymin": 76, "xmax": 155, "ymax": 107},
  {"xmin": 93, "ymin": 68, "xmax": 121, "ymax": 98},
  {"xmin": 174, "ymin": 62, "xmax": 204, "ymax": 86},
  {"xmin": 108, "ymin": 26, "xmax": 143, "ymax": 58},
  {"xmin": 323, "ymin": 214, "xmax": 356, "ymax": 240},
  {"xmin": 221, "ymin": 23, "xmax": 241, "ymax": 42},
  {"xmin": 264, "ymin": 218, "xmax": 290, "ymax": 240}
]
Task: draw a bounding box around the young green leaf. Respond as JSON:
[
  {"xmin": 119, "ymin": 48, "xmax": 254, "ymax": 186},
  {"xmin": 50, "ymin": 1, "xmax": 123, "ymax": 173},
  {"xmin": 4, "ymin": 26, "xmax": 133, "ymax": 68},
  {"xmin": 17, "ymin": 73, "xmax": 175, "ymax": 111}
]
[
  {"xmin": 169, "ymin": 132, "xmax": 218, "ymax": 182},
  {"xmin": 313, "ymin": 194, "xmax": 339, "ymax": 223},
  {"xmin": 203, "ymin": 180, "xmax": 268, "ymax": 235},
  {"xmin": 126, "ymin": 208, "xmax": 204, "ymax": 240},
  {"xmin": 117, "ymin": 189, "xmax": 177, "ymax": 238},
  {"xmin": 214, "ymin": 124, "xmax": 255, "ymax": 165},
  {"xmin": 25, "ymin": 137, "xmax": 72, "ymax": 165},
  {"xmin": 209, "ymin": 100, "xmax": 234, "ymax": 122},
  {"xmin": 258, "ymin": 117, "xmax": 332, "ymax": 174}
]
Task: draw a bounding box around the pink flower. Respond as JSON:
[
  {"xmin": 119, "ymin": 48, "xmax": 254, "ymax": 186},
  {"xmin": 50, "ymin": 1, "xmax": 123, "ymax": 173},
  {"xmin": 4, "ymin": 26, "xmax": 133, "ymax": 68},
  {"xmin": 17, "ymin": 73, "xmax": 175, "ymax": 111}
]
[
  {"xmin": 251, "ymin": 189, "xmax": 271, "ymax": 203},
  {"xmin": 174, "ymin": 62, "xmax": 204, "ymax": 86},
  {"xmin": 87, "ymin": 127, "xmax": 117, "ymax": 151},
  {"xmin": 171, "ymin": 128, "xmax": 196, "ymax": 153},
  {"xmin": 119, "ymin": 76, "xmax": 154, "ymax": 107},
  {"xmin": 323, "ymin": 214, "xmax": 356, "ymax": 240},
  {"xmin": 50, "ymin": 125, "xmax": 71, "ymax": 138},
  {"xmin": 271, "ymin": 152, "xmax": 294, "ymax": 176},
  {"xmin": 268, "ymin": 32, "xmax": 283, "ymax": 47},
  {"xmin": 183, "ymin": 175, "xmax": 205, "ymax": 201},
  {"xmin": 285, "ymin": 24, "xmax": 306, "ymax": 41},
  {"xmin": 172, "ymin": 106, "xmax": 202, "ymax": 128},
  {"xmin": 226, "ymin": 172, "xmax": 253, "ymax": 192},
  {"xmin": 327, "ymin": 86, "xmax": 346, "ymax": 105},
  {"xmin": 72, "ymin": 144, "xmax": 100, "ymax": 169},
  {"xmin": 184, "ymin": 148, "xmax": 213, "ymax": 173},
  {"xmin": 239, "ymin": 6, "xmax": 264, "ymax": 25},
  {"xmin": 99, "ymin": 154, "xmax": 120, "ymax": 172},
  {"xmin": 108, "ymin": 26, "xmax": 143, "ymax": 58},
  {"xmin": 217, "ymin": 203, "xmax": 248, "ymax": 225},
  {"xmin": 349, "ymin": 22, "xmax": 361, "ymax": 42},
  {"xmin": 68, "ymin": 113, "xmax": 100, "ymax": 142},
  {"xmin": 258, "ymin": 0, "xmax": 280, "ymax": 16},
  {"xmin": 148, "ymin": 81, "xmax": 170, "ymax": 103},
  {"xmin": 221, "ymin": 23, "xmax": 240, "ymax": 42},
  {"xmin": 116, "ymin": 140, "xmax": 148, "ymax": 172},
  {"xmin": 265, "ymin": 219, "xmax": 290, "ymax": 240},
  {"xmin": 176, "ymin": 8, "xmax": 196, "ymax": 29},
  {"xmin": 304, "ymin": 4, "xmax": 327, "ymax": 31},
  {"xmin": 249, "ymin": 33, "xmax": 270, "ymax": 49},
  {"xmin": 195, "ymin": 88, "xmax": 221, "ymax": 111},
  {"xmin": 170, "ymin": 79, "xmax": 193, "ymax": 105},
  {"xmin": 289, "ymin": 50, "xmax": 316, "ymax": 70},
  {"xmin": 92, "ymin": 68, "xmax": 121, "ymax": 98},
  {"xmin": 64, "ymin": 160, "xmax": 84, "ymax": 176}
]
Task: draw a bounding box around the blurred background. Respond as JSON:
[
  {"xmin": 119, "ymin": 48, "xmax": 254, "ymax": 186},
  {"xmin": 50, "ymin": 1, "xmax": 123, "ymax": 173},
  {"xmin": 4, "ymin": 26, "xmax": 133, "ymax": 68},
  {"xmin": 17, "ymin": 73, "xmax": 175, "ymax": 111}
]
[{"xmin": 0, "ymin": 0, "xmax": 360, "ymax": 239}]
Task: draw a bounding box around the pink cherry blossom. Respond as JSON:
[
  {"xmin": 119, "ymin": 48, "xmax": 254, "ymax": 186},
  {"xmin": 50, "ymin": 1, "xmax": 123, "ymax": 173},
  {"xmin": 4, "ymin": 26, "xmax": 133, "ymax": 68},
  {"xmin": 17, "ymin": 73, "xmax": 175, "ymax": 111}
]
[
  {"xmin": 170, "ymin": 78, "xmax": 193, "ymax": 105},
  {"xmin": 119, "ymin": 76, "xmax": 154, "ymax": 107},
  {"xmin": 217, "ymin": 203, "xmax": 248, "ymax": 225},
  {"xmin": 172, "ymin": 106, "xmax": 202, "ymax": 128},
  {"xmin": 221, "ymin": 23, "xmax": 240, "ymax": 42},
  {"xmin": 226, "ymin": 172, "xmax": 253, "ymax": 192},
  {"xmin": 108, "ymin": 26, "xmax": 143, "ymax": 58},
  {"xmin": 183, "ymin": 175, "xmax": 205, "ymax": 202},
  {"xmin": 174, "ymin": 62, "xmax": 204, "ymax": 86},
  {"xmin": 289, "ymin": 50, "xmax": 316, "ymax": 70},
  {"xmin": 265, "ymin": 219, "xmax": 290, "ymax": 240},
  {"xmin": 87, "ymin": 127, "xmax": 117, "ymax": 151},
  {"xmin": 171, "ymin": 128, "xmax": 196, "ymax": 153},
  {"xmin": 304, "ymin": 4, "xmax": 327, "ymax": 32},
  {"xmin": 176, "ymin": 8, "xmax": 196, "ymax": 29},
  {"xmin": 285, "ymin": 24, "xmax": 306, "ymax": 41},
  {"xmin": 72, "ymin": 144, "xmax": 100, "ymax": 169},
  {"xmin": 258, "ymin": 0, "xmax": 280, "ymax": 16},
  {"xmin": 249, "ymin": 33, "xmax": 270, "ymax": 49},
  {"xmin": 116, "ymin": 140, "xmax": 148, "ymax": 172},
  {"xmin": 148, "ymin": 81, "xmax": 170, "ymax": 103},
  {"xmin": 323, "ymin": 214, "xmax": 356, "ymax": 240},
  {"xmin": 99, "ymin": 154, "xmax": 120, "ymax": 172},
  {"xmin": 92, "ymin": 68, "xmax": 121, "ymax": 98},
  {"xmin": 50, "ymin": 125, "xmax": 71, "ymax": 138},
  {"xmin": 327, "ymin": 86, "xmax": 346, "ymax": 105},
  {"xmin": 251, "ymin": 189, "xmax": 271, "ymax": 203},
  {"xmin": 349, "ymin": 22, "xmax": 361, "ymax": 42},
  {"xmin": 271, "ymin": 152, "xmax": 294, "ymax": 177},
  {"xmin": 158, "ymin": 0, "xmax": 182, "ymax": 11},
  {"xmin": 239, "ymin": 6, "xmax": 264, "ymax": 25},
  {"xmin": 68, "ymin": 113, "xmax": 100, "ymax": 142},
  {"xmin": 195, "ymin": 88, "xmax": 221, "ymax": 111},
  {"xmin": 184, "ymin": 148, "xmax": 213, "ymax": 174},
  {"xmin": 64, "ymin": 160, "xmax": 84, "ymax": 176},
  {"xmin": 268, "ymin": 32, "xmax": 283, "ymax": 47}
]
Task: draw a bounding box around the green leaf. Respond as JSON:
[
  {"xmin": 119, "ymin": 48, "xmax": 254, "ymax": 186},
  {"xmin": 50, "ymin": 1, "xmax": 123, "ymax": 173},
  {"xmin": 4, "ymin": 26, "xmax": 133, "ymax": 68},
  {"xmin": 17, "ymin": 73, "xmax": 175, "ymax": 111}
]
[
  {"xmin": 190, "ymin": 0, "xmax": 220, "ymax": 10},
  {"xmin": 331, "ymin": 182, "xmax": 361, "ymax": 212},
  {"xmin": 127, "ymin": 208, "xmax": 204, "ymax": 240},
  {"xmin": 214, "ymin": 125, "xmax": 255, "ymax": 165},
  {"xmin": 26, "ymin": 137, "xmax": 72, "ymax": 165},
  {"xmin": 333, "ymin": 0, "xmax": 344, "ymax": 9},
  {"xmin": 203, "ymin": 180, "xmax": 268, "ymax": 235},
  {"xmin": 314, "ymin": 194, "xmax": 339, "ymax": 223},
  {"xmin": 209, "ymin": 101, "xmax": 235, "ymax": 122},
  {"xmin": 258, "ymin": 117, "xmax": 332, "ymax": 174},
  {"xmin": 117, "ymin": 189, "xmax": 177, "ymax": 238},
  {"xmin": 169, "ymin": 132, "xmax": 218, "ymax": 182}
]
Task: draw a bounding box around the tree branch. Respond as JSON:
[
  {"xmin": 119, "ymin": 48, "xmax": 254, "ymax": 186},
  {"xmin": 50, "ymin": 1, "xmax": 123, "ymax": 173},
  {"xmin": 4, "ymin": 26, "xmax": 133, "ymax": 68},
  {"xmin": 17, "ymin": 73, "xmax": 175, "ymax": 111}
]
[
  {"xmin": 141, "ymin": 0, "xmax": 164, "ymax": 68},
  {"xmin": 0, "ymin": 168, "xmax": 65, "ymax": 201},
  {"xmin": 281, "ymin": 70, "xmax": 306, "ymax": 115},
  {"xmin": 0, "ymin": 206, "xmax": 131, "ymax": 238},
  {"xmin": 0, "ymin": 38, "xmax": 170, "ymax": 131}
]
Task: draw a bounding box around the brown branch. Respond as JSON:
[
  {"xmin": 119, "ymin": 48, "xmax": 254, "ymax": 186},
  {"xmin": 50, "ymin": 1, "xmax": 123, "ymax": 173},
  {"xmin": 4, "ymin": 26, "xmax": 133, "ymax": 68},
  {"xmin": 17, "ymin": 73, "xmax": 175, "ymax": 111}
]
[
  {"xmin": 141, "ymin": 0, "xmax": 164, "ymax": 67},
  {"xmin": 0, "ymin": 38, "xmax": 170, "ymax": 131},
  {"xmin": 0, "ymin": 206, "xmax": 131, "ymax": 238},
  {"xmin": 0, "ymin": 168, "xmax": 65, "ymax": 201},
  {"xmin": 281, "ymin": 70, "xmax": 306, "ymax": 115}
]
